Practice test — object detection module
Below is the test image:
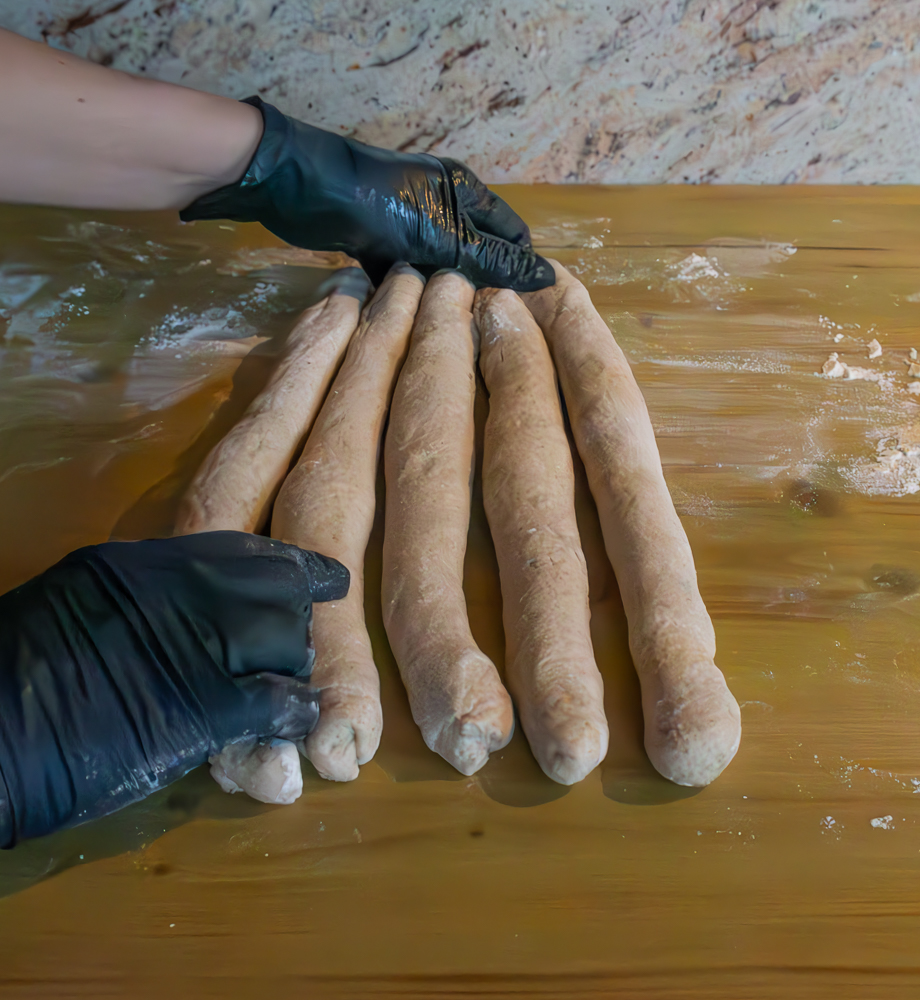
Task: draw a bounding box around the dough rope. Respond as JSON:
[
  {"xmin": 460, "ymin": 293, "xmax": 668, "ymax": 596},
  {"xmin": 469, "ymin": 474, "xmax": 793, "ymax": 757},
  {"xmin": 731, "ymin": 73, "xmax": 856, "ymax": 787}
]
[
  {"xmin": 476, "ymin": 287, "xmax": 608, "ymax": 785},
  {"xmin": 382, "ymin": 271, "xmax": 514, "ymax": 776}
]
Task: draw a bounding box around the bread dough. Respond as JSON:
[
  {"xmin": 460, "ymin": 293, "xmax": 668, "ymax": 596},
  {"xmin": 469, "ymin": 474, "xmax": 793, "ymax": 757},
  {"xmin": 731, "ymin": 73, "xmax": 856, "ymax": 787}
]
[{"xmin": 209, "ymin": 739, "xmax": 303, "ymax": 805}]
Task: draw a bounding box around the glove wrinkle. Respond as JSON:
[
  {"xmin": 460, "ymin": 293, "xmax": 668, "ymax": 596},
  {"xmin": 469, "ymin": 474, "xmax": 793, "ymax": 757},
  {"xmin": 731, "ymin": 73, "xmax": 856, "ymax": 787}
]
[{"xmin": 73, "ymin": 549, "xmax": 211, "ymax": 736}]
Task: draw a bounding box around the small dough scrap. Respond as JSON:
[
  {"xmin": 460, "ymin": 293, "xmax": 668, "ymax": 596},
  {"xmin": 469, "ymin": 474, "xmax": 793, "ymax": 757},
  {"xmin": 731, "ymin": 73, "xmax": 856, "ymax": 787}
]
[
  {"xmin": 908, "ymin": 362, "xmax": 920, "ymax": 378},
  {"xmin": 820, "ymin": 353, "xmax": 880, "ymax": 382},
  {"xmin": 908, "ymin": 382, "xmax": 920, "ymax": 396},
  {"xmin": 867, "ymin": 339, "xmax": 882, "ymax": 359},
  {"xmin": 209, "ymin": 740, "xmax": 303, "ymax": 805}
]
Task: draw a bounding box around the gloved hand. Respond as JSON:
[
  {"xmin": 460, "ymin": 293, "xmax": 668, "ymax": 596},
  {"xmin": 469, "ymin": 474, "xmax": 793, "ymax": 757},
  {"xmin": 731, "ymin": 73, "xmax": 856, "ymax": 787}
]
[
  {"xmin": 180, "ymin": 96, "xmax": 554, "ymax": 291},
  {"xmin": 0, "ymin": 531, "xmax": 348, "ymax": 847}
]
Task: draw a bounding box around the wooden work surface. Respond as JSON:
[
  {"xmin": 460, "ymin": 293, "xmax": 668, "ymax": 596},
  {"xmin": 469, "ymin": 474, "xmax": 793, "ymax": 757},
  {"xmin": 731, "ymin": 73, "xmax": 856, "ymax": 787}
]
[{"xmin": 0, "ymin": 187, "xmax": 919, "ymax": 998}]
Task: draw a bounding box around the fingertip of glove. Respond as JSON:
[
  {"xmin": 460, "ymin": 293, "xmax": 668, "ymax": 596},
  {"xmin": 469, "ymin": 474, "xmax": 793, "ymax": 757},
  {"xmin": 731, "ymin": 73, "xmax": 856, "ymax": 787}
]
[
  {"xmin": 509, "ymin": 253, "xmax": 556, "ymax": 292},
  {"xmin": 460, "ymin": 237, "xmax": 556, "ymax": 292},
  {"xmin": 242, "ymin": 673, "xmax": 322, "ymax": 741},
  {"xmin": 293, "ymin": 549, "xmax": 350, "ymax": 603}
]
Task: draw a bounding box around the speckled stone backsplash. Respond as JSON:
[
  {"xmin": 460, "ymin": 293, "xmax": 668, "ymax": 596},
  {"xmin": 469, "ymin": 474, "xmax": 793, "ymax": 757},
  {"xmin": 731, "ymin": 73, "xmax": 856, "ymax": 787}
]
[{"xmin": 2, "ymin": 0, "xmax": 917, "ymax": 183}]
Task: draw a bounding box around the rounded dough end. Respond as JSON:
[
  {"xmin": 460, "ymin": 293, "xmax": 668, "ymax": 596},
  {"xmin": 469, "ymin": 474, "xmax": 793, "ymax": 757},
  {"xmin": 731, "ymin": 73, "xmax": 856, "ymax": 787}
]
[
  {"xmin": 643, "ymin": 673, "xmax": 742, "ymax": 787},
  {"xmin": 210, "ymin": 739, "xmax": 304, "ymax": 805},
  {"xmin": 303, "ymin": 730, "xmax": 360, "ymax": 782},
  {"xmin": 434, "ymin": 702, "xmax": 514, "ymax": 776},
  {"xmin": 429, "ymin": 699, "xmax": 515, "ymax": 776},
  {"xmin": 301, "ymin": 684, "xmax": 383, "ymax": 781},
  {"xmin": 302, "ymin": 723, "xmax": 365, "ymax": 782},
  {"xmin": 529, "ymin": 716, "xmax": 609, "ymax": 785}
]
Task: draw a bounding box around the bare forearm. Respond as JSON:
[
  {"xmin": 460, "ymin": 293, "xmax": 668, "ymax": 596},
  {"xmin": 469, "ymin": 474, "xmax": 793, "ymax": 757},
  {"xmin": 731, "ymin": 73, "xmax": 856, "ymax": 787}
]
[{"xmin": 0, "ymin": 28, "xmax": 262, "ymax": 211}]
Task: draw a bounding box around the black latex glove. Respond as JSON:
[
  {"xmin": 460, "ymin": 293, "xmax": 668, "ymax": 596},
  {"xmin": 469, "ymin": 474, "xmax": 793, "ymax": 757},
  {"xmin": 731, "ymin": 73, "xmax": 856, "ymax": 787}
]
[
  {"xmin": 0, "ymin": 531, "xmax": 349, "ymax": 848},
  {"xmin": 180, "ymin": 96, "xmax": 554, "ymax": 291}
]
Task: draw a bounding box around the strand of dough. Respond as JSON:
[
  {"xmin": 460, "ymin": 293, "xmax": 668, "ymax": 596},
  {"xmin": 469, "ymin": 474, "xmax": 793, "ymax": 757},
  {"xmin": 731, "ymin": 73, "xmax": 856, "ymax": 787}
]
[
  {"xmin": 175, "ymin": 269, "xmax": 369, "ymax": 804},
  {"xmin": 382, "ymin": 271, "xmax": 514, "ymax": 775},
  {"xmin": 523, "ymin": 260, "xmax": 741, "ymax": 787},
  {"xmin": 175, "ymin": 268, "xmax": 369, "ymax": 535},
  {"xmin": 271, "ymin": 263, "xmax": 425, "ymax": 780},
  {"xmin": 476, "ymin": 288, "xmax": 608, "ymax": 785}
]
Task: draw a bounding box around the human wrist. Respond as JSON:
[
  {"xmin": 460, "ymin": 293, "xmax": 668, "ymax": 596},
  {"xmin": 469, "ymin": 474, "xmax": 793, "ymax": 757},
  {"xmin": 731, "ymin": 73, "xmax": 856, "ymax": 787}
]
[
  {"xmin": 197, "ymin": 95, "xmax": 264, "ymax": 190},
  {"xmin": 162, "ymin": 88, "xmax": 264, "ymax": 209},
  {"xmin": 0, "ymin": 28, "xmax": 265, "ymax": 212}
]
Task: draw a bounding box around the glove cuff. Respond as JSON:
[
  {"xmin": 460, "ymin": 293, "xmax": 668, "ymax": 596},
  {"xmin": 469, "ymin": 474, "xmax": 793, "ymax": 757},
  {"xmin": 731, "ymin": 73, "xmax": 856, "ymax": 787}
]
[
  {"xmin": 236, "ymin": 96, "xmax": 289, "ymax": 187},
  {"xmin": 178, "ymin": 97, "xmax": 367, "ymax": 252},
  {"xmin": 179, "ymin": 96, "xmax": 278, "ymax": 224},
  {"xmin": 180, "ymin": 96, "xmax": 338, "ymax": 233}
]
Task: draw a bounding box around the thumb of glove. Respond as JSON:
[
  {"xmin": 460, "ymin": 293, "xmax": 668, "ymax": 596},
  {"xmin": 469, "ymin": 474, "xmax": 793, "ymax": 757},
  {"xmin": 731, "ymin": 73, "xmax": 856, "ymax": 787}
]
[{"xmin": 223, "ymin": 672, "xmax": 322, "ymax": 747}]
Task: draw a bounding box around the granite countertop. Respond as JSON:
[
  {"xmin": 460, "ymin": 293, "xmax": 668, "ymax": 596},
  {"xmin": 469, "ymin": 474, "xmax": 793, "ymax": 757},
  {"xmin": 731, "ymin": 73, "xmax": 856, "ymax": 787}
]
[{"xmin": 1, "ymin": 0, "xmax": 917, "ymax": 183}]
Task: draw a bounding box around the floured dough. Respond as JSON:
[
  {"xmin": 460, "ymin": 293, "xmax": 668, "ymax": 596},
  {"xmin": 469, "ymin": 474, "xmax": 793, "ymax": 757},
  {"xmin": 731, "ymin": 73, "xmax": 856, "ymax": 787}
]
[
  {"xmin": 209, "ymin": 739, "xmax": 303, "ymax": 805},
  {"xmin": 821, "ymin": 353, "xmax": 847, "ymax": 378}
]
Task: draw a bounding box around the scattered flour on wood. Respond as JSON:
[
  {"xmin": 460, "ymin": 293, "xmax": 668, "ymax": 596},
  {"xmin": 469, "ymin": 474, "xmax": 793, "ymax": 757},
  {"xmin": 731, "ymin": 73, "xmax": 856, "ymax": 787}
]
[
  {"xmin": 663, "ymin": 252, "xmax": 747, "ymax": 308},
  {"xmin": 820, "ymin": 815, "xmax": 844, "ymax": 839},
  {"xmin": 821, "ymin": 756, "xmax": 920, "ymax": 795},
  {"xmin": 700, "ymin": 239, "xmax": 797, "ymax": 278},
  {"xmin": 671, "ymin": 253, "xmax": 724, "ymax": 283},
  {"xmin": 812, "ymin": 334, "xmax": 920, "ymax": 495},
  {"xmin": 659, "ymin": 351, "xmax": 791, "ymax": 375},
  {"xmin": 819, "ymin": 352, "xmax": 888, "ymax": 384},
  {"xmin": 841, "ymin": 424, "xmax": 920, "ymax": 496}
]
